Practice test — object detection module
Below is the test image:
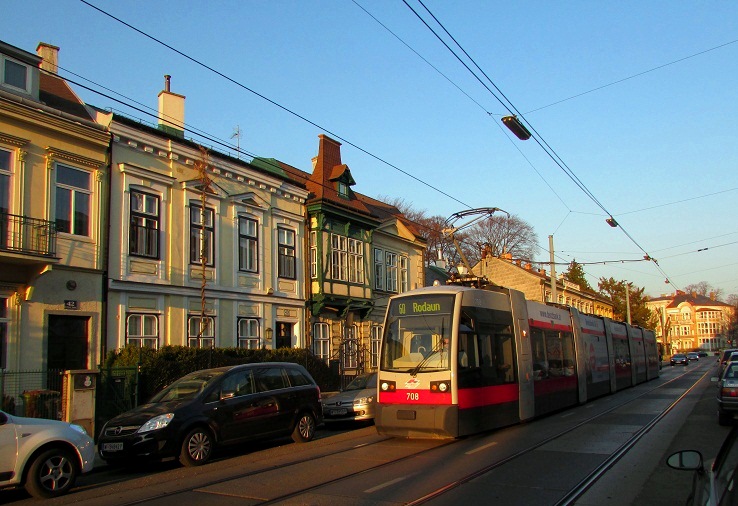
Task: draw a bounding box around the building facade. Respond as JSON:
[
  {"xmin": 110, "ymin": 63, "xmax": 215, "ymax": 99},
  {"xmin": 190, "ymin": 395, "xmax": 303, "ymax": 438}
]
[
  {"xmin": 288, "ymin": 135, "xmax": 426, "ymax": 375},
  {"xmin": 646, "ymin": 291, "xmax": 734, "ymax": 354},
  {"xmin": 474, "ymin": 254, "xmax": 614, "ymax": 318},
  {"xmin": 93, "ymin": 78, "xmax": 309, "ymax": 354},
  {"xmin": 0, "ymin": 41, "xmax": 109, "ymax": 376}
]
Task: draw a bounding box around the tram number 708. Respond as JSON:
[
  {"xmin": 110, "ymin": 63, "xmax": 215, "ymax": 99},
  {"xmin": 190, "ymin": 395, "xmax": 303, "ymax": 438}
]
[{"xmin": 406, "ymin": 392, "xmax": 419, "ymax": 401}]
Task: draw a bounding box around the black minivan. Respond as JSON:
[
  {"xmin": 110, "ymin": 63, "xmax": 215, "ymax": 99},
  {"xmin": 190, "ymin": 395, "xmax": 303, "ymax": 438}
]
[{"xmin": 98, "ymin": 362, "xmax": 323, "ymax": 466}]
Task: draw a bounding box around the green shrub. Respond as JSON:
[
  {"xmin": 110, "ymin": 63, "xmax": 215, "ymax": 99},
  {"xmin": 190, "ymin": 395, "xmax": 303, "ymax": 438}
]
[{"xmin": 103, "ymin": 345, "xmax": 338, "ymax": 400}]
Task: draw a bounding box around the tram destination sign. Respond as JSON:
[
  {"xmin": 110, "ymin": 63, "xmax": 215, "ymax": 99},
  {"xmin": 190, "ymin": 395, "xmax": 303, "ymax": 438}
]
[{"xmin": 389, "ymin": 295, "xmax": 453, "ymax": 317}]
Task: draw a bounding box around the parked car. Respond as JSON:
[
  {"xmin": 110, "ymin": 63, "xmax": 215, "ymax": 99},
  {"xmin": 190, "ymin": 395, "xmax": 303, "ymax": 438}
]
[
  {"xmin": 98, "ymin": 362, "xmax": 323, "ymax": 467},
  {"xmin": 666, "ymin": 425, "xmax": 738, "ymax": 505},
  {"xmin": 671, "ymin": 353, "xmax": 689, "ymax": 366},
  {"xmin": 322, "ymin": 372, "xmax": 377, "ymax": 423},
  {"xmin": 715, "ymin": 361, "xmax": 738, "ymax": 426},
  {"xmin": 0, "ymin": 410, "xmax": 95, "ymax": 498},
  {"xmin": 718, "ymin": 349, "xmax": 738, "ymax": 377},
  {"xmin": 698, "ymin": 351, "xmax": 709, "ymax": 358},
  {"xmin": 687, "ymin": 352, "xmax": 700, "ymax": 361}
]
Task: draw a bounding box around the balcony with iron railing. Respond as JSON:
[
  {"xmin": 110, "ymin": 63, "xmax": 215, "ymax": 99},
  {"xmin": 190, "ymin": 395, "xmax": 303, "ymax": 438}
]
[{"xmin": 0, "ymin": 211, "xmax": 58, "ymax": 260}]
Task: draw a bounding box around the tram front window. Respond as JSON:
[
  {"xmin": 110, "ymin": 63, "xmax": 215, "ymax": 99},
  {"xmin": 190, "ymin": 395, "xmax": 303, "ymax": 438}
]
[{"xmin": 382, "ymin": 316, "xmax": 451, "ymax": 372}]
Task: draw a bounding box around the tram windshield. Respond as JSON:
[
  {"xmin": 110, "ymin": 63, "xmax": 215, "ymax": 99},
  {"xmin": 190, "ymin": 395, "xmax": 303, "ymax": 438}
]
[{"xmin": 381, "ymin": 294, "xmax": 454, "ymax": 373}]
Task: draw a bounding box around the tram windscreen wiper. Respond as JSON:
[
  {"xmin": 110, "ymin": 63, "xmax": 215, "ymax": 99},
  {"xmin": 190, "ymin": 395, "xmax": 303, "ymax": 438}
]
[{"xmin": 410, "ymin": 320, "xmax": 446, "ymax": 377}]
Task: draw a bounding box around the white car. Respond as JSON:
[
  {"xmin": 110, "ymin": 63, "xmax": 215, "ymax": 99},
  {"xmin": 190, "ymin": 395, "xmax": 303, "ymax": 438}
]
[{"xmin": 0, "ymin": 410, "xmax": 95, "ymax": 498}]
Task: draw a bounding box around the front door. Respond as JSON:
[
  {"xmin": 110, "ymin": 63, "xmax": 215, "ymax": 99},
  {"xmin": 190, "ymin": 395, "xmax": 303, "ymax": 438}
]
[
  {"xmin": 48, "ymin": 315, "xmax": 89, "ymax": 370},
  {"xmin": 275, "ymin": 322, "xmax": 292, "ymax": 349}
]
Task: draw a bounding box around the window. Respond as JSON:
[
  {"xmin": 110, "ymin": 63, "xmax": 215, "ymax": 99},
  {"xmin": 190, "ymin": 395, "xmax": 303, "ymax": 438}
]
[
  {"xmin": 313, "ymin": 322, "xmax": 330, "ymax": 362},
  {"xmin": 400, "ymin": 256, "xmax": 409, "ymax": 293},
  {"xmin": 0, "ymin": 297, "xmax": 7, "ymax": 369},
  {"xmin": 342, "ymin": 324, "xmax": 359, "ymax": 369},
  {"xmin": 190, "ymin": 204, "xmax": 214, "ymax": 266},
  {"xmin": 238, "ymin": 217, "xmax": 258, "ymax": 272},
  {"xmin": 278, "ymin": 228, "xmax": 296, "ymax": 279},
  {"xmin": 126, "ymin": 314, "xmax": 159, "ymax": 348},
  {"xmin": 55, "ymin": 164, "xmax": 91, "ymax": 236},
  {"xmin": 188, "ymin": 316, "xmax": 215, "ymax": 348},
  {"xmin": 0, "ymin": 150, "xmax": 10, "ymax": 249},
  {"xmin": 238, "ymin": 317, "xmax": 260, "ymax": 349},
  {"xmin": 2, "ymin": 57, "xmax": 29, "ymax": 92},
  {"xmin": 385, "ymin": 252, "xmax": 398, "ymax": 292},
  {"xmin": 310, "ymin": 231, "xmax": 317, "ymax": 279},
  {"xmin": 371, "ymin": 325, "xmax": 382, "ymax": 368},
  {"xmin": 374, "ymin": 248, "xmax": 384, "ymax": 290},
  {"xmin": 337, "ymin": 181, "xmax": 349, "ymax": 198},
  {"xmin": 130, "ymin": 190, "xmax": 159, "ymax": 258},
  {"xmin": 331, "ymin": 234, "xmax": 364, "ymax": 283}
]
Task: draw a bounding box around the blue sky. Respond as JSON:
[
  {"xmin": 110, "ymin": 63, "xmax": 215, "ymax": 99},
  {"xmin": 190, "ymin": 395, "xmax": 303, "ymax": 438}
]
[{"xmin": 5, "ymin": 0, "xmax": 738, "ymax": 298}]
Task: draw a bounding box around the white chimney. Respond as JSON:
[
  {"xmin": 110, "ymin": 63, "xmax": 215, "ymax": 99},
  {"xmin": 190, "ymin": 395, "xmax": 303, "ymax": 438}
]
[{"xmin": 158, "ymin": 75, "xmax": 185, "ymax": 138}]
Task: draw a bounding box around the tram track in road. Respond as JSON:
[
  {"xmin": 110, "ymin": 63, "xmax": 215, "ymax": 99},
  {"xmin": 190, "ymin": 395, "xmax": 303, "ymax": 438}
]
[{"xmin": 404, "ymin": 364, "xmax": 713, "ymax": 506}]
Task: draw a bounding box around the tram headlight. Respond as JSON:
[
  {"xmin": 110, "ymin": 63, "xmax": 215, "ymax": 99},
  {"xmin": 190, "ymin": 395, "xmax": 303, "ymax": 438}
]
[
  {"xmin": 380, "ymin": 381, "xmax": 396, "ymax": 392},
  {"xmin": 430, "ymin": 381, "xmax": 449, "ymax": 393}
]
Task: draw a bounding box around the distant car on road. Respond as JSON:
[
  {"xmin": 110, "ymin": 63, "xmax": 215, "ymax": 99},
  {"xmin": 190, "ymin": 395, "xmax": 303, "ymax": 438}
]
[
  {"xmin": 687, "ymin": 352, "xmax": 700, "ymax": 361},
  {"xmin": 0, "ymin": 410, "xmax": 95, "ymax": 498},
  {"xmin": 322, "ymin": 372, "xmax": 377, "ymax": 423},
  {"xmin": 98, "ymin": 362, "xmax": 323, "ymax": 467},
  {"xmin": 667, "ymin": 425, "xmax": 738, "ymax": 505},
  {"xmin": 671, "ymin": 353, "xmax": 689, "ymax": 366},
  {"xmin": 698, "ymin": 351, "xmax": 709, "ymax": 358}
]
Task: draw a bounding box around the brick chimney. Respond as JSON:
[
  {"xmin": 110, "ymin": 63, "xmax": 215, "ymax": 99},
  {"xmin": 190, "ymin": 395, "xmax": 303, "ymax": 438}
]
[
  {"xmin": 158, "ymin": 75, "xmax": 185, "ymax": 138},
  {"xmin": 36, "ymin": 43, "xmax": 59, "ymax": 74}
]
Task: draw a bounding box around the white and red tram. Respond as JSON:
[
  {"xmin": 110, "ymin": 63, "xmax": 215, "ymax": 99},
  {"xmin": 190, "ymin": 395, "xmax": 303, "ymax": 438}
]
[{"xmin": 375, "ymin": 284, "xmax": 659, "ymax": 438}]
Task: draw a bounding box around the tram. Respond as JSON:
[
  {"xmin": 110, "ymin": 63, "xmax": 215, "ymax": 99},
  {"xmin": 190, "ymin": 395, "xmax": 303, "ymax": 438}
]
[{"xmin": 375, "ymin": 284, "xmax": 659, "ymax": 439}]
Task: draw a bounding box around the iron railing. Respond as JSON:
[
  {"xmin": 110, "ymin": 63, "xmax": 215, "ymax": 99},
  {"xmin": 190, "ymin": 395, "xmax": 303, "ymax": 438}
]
[{"xmin": 0, "ymin": 211, "xmax": 57, "ymax": 257}]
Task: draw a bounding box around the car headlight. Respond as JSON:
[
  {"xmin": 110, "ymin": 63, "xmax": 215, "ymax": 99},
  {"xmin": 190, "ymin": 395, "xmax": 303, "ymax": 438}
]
[
  {"xmin": 354, "ymin": 396, "xmax": 374, "ymax": 405},
  {"xmin": 137, "ymin": 413, "xmax": 174, "ymax": 433}
]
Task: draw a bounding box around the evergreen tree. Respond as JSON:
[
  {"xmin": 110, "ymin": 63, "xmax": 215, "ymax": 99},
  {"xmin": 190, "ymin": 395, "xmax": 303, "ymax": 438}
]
[
  {"xmin": 563, "ymin": 260, "xmax": 592, "ymax": 292},
  {"xmin": 598, "ymin": 277, "xmax": 652, "ymax": 326}
]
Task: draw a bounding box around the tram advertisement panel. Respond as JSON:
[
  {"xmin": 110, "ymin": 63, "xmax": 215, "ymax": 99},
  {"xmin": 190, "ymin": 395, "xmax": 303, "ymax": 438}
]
[{"xmin": 579, "ymin": 315, "xmax": 609, "ymax": 385}]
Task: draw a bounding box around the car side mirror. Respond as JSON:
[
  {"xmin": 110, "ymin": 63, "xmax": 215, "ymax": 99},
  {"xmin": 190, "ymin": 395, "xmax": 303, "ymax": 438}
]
[
  {"xmin": 221, "ymin": 391, "xmax": 236, "ymax": 400},
  {"xmin": 666, "ymin": 450, "xmax": 703, "ymax": 471},
  {"xmin": 712, "ymin": 377, "xmax": 720, "ymax": 383}
]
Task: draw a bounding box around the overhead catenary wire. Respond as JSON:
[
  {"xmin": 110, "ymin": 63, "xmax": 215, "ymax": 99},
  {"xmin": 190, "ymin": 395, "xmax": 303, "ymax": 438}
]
[{"xmin": 405, "ymin": 0, "xmax": 680, "ymax": 290}]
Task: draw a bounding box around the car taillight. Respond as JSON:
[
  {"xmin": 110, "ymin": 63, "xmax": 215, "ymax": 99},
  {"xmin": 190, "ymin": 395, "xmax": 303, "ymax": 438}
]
[{"xmin": 721, "ymin": 387, "xmax": 738, "ymax": 398}]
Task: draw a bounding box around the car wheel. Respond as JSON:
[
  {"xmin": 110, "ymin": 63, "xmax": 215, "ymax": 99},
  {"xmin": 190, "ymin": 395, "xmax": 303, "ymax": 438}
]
[
  {"xmin": 179, "ymin": 427, "xmax": 214, "ymax": 467},
  {"xmin": 24, "ymin": 448, "xmax": 79, "ymax": 499},
  {"xmin": 718, "ymin": 410, "xmax": 734, "ymax": 426},
  {"xmin": 292, "ymin": 412, "xmax": 316, "ymax": 443}
]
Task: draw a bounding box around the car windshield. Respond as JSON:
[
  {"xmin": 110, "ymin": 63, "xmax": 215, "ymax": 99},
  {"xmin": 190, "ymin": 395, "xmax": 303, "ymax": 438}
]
[
  {"xmin": 149, "ymin": 370, "xmax": 226, "ymax": 402},
  {"xmin": 674, "ymin": 354, "xmax": 686, "ymax": 358},
  {"xmin": 345, "ymin": 373, "xmax": 377, "ymax": 391}
]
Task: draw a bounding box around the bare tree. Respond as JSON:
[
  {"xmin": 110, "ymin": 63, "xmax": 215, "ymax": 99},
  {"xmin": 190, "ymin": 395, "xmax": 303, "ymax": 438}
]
[
  {"xmin": 463, "ymin": 214, "xmax": 538, "ymax": 266},
  {"xmin": 683, "ymin": 281, "xmax": 723, "ymax": 301}
]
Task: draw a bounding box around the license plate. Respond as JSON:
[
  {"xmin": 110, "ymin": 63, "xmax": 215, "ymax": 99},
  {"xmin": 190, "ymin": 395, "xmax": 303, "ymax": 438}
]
[
  {"xmin": 102, "ymin": 442, "xmax": 124, "ymax": 452},
  {"xmin": 330, "ymin": 408, "xmax": 347, "ymax": 416}
]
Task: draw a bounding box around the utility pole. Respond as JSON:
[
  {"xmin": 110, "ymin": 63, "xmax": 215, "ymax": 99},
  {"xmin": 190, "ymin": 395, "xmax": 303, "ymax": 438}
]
[
  {"xmin": 625, "ymin": 282, "xmax": 632, "ymax": 325},
  {"xmin": 549, "ymin": 235, "xmax": 557, "ymax": 304}
]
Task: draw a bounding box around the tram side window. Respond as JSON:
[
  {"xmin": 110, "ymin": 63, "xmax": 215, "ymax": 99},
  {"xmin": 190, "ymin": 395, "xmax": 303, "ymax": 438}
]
[{"xmin": 530, "ymin": 326, "xmax": 576, "ymax": 379}]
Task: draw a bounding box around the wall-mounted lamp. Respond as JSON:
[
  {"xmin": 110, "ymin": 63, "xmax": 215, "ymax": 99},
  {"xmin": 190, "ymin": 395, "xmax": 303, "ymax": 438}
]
[
  {"xmin": 502, "ymin": 115, "xmax": 532, "ymax": 140},
  {"xmin": 265, "ymin": 327, "xmax": 273, "ymax": 342}
]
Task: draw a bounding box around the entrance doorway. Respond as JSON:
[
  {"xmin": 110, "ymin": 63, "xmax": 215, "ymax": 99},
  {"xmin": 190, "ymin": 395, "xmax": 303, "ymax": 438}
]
[
  {"xmin": 275, "ymin": 322, "xmax": 292, "ymax": 349},
  {"xmin": 48, "ymin": 315, "xmax": 89, "ymax": 370}
]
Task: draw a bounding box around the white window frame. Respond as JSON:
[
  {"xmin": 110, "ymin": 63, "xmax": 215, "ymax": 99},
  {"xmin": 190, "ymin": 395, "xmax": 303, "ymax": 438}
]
[
  {"xmin": 331, "ymin": 233, "xmax": 364, "ymax": 283},
  {"xmin": 278, "ymin": 227, "xmax": 296, "ymax": 279},
  {"xmin": 343, "ymin": 324, "xmax": 359, "ymax": 369},
  {"xmin": 1, "ymin": 55, "xmax": 31, "ymax": 93},
  {"xmin": 188, "ymin": 315, "xmax": 215, "ymax": 348},
  {"xmin": 238, "ymin": 317, "xmax": 260, "ymax": 349},
  {"xmin": 55, "ymin": 163, "xmax": 92, "ymax": 237},
  {"xmin": 310, "ymin": 231, "xmax": 317, "ymax": 279},
  {"xmin": 126, "ymin": 313, "xmax": 159, "ymax": 349},
  {"xmin": 190, "ymin": 203, "xmax": 215, "ymax": 266},
  {"xmin": 313, "ymin": 322, "xmax": 330, "ymax": 362},
  {"xmin": 238, "ymin": 216, "xmax": 259, "ymax": 273},
  {"xmin": 129, "ymin": 190, "xmax": 160, "ymax": 259},
  {"xmin": 370, "ymin": 325, "xmax": 382, "ymax": 369}
]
